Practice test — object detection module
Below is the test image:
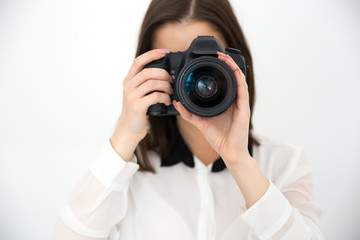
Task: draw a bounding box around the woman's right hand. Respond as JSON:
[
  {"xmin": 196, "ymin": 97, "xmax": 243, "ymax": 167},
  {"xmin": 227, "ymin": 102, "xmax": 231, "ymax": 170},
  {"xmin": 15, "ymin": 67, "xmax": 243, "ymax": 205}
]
[{"xmin": 110, "ymin": 49, "xmax": 173, "ymax": 162}]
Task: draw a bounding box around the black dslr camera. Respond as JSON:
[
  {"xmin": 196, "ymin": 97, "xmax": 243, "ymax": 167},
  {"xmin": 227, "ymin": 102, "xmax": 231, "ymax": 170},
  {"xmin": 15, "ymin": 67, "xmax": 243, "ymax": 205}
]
[{"xmin": 145, "ymin": 36, "xmax": 247, "ymax": 117}]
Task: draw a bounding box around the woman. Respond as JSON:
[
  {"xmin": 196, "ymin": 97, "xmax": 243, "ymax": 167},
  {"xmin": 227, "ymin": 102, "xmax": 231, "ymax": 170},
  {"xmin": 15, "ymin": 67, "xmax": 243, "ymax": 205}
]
[{"xmin": 51, "ymin": 0, "xmax": 324, "ymax": 239}]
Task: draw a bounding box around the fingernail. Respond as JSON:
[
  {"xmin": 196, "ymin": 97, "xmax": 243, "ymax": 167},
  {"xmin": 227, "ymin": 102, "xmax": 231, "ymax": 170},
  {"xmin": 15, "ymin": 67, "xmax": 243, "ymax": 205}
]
[
  {"xmin": 157, "ymin": 49, "xmax": 170, "ymax": 54},
  {"xmin": 169, "ymin": 75, "xmax": 174, "ymax": 83}
]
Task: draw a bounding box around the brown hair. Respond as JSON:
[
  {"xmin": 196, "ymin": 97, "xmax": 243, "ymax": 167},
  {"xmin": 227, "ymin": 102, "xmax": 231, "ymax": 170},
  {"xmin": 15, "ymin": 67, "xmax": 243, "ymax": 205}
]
[{"xmin": 134, "ymin": 0, "xmax": 258, "ymax": 173}]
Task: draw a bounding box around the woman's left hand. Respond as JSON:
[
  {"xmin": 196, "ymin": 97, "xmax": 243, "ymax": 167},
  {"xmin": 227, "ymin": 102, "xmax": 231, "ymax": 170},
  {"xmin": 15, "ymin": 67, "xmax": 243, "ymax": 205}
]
[{"xmin": 173, "ymin": 52, "xmax": 251, "ymax": 167}]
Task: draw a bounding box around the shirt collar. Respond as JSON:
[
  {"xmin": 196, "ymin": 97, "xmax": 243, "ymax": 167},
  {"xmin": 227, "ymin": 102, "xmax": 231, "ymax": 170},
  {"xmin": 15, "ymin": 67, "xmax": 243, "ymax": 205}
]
[{"xmin": 160, "ymin": 128, "xmax": 232, "ymax": 172}]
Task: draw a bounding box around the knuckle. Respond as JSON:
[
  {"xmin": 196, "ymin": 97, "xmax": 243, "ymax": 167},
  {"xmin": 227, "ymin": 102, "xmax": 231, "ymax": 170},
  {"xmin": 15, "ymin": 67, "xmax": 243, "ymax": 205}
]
[
  {"xmin": 234, "ymin": 66, "xmax": 241, "ymax": 74},
  {"xmin": 141, "ymin": 67, "xmax": 150, "ymax": 74},
  {"xmin": 139, "ymin": 70, "xmax": 148, "ymax": 80},
  {"xmin": 240, "ymin": 70, "xmax": 246, "ymax": 79},
  {"xmin": 132, "ymin": 58, "xmax": 141, "ymax": 68}
]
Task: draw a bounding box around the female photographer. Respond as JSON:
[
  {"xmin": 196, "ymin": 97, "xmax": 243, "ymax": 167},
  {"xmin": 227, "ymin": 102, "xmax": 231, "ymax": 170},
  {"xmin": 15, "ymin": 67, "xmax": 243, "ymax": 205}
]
[{"xmin": 52, "ymin": 0, "xmax": 324, "ymax": 239}]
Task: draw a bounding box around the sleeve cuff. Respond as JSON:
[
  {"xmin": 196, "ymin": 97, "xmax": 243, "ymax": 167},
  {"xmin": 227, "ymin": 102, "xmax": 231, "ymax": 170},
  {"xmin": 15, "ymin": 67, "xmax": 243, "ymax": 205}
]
[
  {"xmin": 89, "ymin": 138, "xmax": 139, "ymax": 188},
  {"xmin": 241, "ymin": 181, "xmax": 292, "ymax": 239},
  {"xmin": 59, "ymin": 202, "xmax": 110, "ymax": 238}
]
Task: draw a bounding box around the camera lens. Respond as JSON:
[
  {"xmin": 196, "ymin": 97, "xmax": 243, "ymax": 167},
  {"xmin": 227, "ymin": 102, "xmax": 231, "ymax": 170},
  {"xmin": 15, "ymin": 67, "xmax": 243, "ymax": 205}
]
[
  {"xmin": 195, "ymin": 74, "xmax": 218, "ymax": 98},
  {"xmin": 177, "ymin": 56, "xmax": 237, "ymax": 117},
  {"xmin": 185, "ymin": 66, "xmax": 224, "ymax": 107}
]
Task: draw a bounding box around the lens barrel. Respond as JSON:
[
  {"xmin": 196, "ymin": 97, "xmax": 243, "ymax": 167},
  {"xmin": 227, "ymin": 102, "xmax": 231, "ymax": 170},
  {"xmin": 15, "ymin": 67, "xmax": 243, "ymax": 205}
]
[{"xmin": 176, "ymin": 56, "xmax": 237, "ymax": 117}]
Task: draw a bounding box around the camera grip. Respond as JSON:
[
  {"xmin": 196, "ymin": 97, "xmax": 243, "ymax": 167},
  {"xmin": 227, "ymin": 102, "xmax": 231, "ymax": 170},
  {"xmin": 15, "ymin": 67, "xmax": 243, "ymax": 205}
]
[{"xmin": 147, "ymin": 102, "xmax": 167, "ymax": 116}]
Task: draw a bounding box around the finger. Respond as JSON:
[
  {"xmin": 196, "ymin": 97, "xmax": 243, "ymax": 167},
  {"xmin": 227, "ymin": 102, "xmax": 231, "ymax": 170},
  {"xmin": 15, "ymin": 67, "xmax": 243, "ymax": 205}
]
[
  {"xmin": 217, "ymin": 52, "xmax": 247, "ymax": 85},
  {"xmin": 217, "ymin": 52, "xmax": 249, "ymax": 103},
  {"xmin": 133, "ymin": 80, "xmax": 173, "ymax": 99},
  {"xmin": 125, "ymin": 49, "xmax": 170, "ymax": 83},
  {"xmin": 236, "ymin": 70, "xmax": 251, "ymax": 116},
  {"xmin": 127, "ymin": 68, "xmax": 172, "ymax": 91},
  {"xmin": 137, "ymin": 91, "xmax": 172, "ymax": 114},
  {"xmin": 172, "ymin": 100, "xmax": 192, "ymax": 120},
  {"xmin": 173, "ymin": 100, "xmax": 204, "ymax": 128}
]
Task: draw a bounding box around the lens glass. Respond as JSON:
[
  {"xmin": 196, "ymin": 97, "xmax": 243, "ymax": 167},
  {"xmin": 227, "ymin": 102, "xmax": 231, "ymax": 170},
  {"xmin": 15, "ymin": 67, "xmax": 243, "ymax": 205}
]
[
  {"xmin": 185, "ymin": 66, "xmax": 227, "ymax": 108},
  {"xmin": 196, "ymin": 75, "xmax": 218, "ymax": 98}
]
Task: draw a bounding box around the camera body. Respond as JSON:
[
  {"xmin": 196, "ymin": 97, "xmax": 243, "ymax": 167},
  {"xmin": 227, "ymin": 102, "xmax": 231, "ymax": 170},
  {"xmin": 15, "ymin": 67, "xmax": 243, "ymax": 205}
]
[{"xmin": 145, "ymin": 36, "xmax": 247, "ymax": 117}]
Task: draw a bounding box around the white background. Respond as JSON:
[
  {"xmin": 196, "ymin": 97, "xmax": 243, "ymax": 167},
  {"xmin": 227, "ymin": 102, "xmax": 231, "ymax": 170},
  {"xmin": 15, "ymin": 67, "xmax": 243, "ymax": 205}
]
[{"xmin": 0, "ymin": 0, "xmax": 359, "ymax": 239}]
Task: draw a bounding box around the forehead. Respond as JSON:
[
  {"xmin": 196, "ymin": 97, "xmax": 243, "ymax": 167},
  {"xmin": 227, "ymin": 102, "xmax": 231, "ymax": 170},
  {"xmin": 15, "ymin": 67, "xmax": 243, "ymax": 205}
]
[{"xmin": 152, "ymin": 20, "xmax": 227, "ymax": 52}]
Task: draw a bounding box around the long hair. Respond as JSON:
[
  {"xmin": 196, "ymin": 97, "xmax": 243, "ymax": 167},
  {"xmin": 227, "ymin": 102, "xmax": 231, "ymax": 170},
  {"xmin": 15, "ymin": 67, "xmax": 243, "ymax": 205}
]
[{"xmin": 133, "ymin": 0, "xmax": 258, "ymax": 173}]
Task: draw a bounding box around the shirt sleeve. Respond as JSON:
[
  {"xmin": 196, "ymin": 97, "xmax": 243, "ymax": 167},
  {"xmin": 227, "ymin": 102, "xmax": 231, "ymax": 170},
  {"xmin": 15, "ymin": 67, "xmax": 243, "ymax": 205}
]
[
  {"xmin": 241, "ymin": 147, "xmax": 324, "ymax": 240},
  {"xmin": 51, "ymin": 138, "xmax": 139, "ymax": 240}
]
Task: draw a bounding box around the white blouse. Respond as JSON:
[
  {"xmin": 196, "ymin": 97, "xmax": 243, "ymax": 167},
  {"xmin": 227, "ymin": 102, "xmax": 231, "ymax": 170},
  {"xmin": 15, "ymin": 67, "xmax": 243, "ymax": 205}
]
[{"xmin": 51, "ymin": 134, "xmax": 324, "ymax": 240}]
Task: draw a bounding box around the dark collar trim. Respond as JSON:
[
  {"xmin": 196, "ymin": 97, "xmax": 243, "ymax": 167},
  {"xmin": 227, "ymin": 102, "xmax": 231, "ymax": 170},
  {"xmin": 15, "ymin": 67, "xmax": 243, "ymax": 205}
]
[{"xmin": 161, "ymin": 127, "xmax": 253, "ymax": 172}]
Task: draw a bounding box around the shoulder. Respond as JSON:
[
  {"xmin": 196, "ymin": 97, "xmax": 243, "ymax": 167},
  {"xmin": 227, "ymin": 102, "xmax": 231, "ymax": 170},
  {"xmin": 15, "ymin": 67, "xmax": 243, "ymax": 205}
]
[{"xmin": 253, "ymin": 132, "xmax": 305, "ymax": 158}]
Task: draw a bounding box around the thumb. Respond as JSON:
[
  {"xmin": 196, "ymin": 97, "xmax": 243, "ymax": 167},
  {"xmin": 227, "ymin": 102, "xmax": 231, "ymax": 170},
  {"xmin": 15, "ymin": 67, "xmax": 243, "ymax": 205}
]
[
  {"xmin": 173, "ymin": 100, "xmax": 192, "ymax": 121},
  {"xmin": 173, "ymin": 100, "xmax": 204, "ymax": 129}
]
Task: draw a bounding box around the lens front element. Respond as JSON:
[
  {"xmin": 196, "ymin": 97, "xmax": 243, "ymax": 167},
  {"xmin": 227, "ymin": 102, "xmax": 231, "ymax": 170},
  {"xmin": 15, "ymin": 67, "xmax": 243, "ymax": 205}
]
[
  {"xmin": 185, "ymin": 67, "xmax": 224, "ymax": 107},
  {"xmin": 196, "ymin": 74, "xmax": 218, "ymax": 98}
]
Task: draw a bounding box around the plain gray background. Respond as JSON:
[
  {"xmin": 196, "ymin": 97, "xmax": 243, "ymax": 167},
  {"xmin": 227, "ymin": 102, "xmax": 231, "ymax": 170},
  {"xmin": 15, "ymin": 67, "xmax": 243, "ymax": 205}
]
[{"xmin": 0, "ymin": 0, "xmax": 359, "ymax": 239}]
